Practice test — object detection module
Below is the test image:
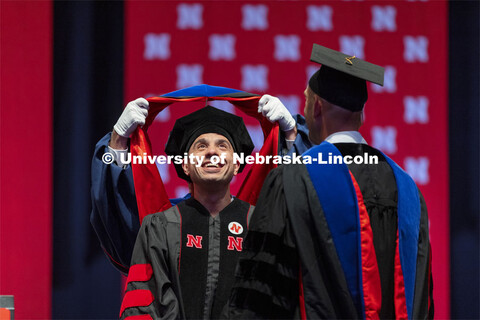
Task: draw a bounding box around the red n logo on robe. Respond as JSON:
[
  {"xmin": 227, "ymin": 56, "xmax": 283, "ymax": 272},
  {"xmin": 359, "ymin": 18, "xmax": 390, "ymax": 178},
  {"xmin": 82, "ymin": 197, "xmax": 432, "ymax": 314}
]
[
  {"xmin": 186, "ymin": 235, "xmax": 203, "ymax": 249},
  {"xmin": 227, "ymin": 236, "xmax": 243, "ymax": 251}
]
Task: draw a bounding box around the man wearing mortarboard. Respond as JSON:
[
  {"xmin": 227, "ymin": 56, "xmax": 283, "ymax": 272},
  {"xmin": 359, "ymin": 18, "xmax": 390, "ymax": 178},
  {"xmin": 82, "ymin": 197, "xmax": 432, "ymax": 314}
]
[{"xmin": 227, "ymin": 44, "xmax": 434, "ymax": 319}]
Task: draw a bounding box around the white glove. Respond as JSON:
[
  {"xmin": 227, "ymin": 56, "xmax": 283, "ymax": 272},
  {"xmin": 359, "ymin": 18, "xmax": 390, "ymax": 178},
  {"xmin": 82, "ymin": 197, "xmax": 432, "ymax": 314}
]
[
  {"xmin": 258, "ymin": 95, "xmax": 296, "ymax": 131},
  {"xmin": 113, "ymin": 98, "xmax": 149, "ymax": 138}
]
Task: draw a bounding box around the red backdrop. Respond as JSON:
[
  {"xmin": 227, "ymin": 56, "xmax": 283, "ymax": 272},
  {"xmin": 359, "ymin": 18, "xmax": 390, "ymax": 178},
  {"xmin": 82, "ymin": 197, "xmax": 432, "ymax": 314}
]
[
  {"xmin": 0, "ymin": 1, "xmax": 52, "ymax": 319},
  {"xmin": 125, "ymin": 1, "xmax": 448, "ymax": 317}
]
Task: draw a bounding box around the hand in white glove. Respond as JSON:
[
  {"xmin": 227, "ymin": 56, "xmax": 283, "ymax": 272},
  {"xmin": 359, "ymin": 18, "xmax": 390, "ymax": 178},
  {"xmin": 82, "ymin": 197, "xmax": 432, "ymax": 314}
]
[
  {"xmin": 113, "ymin": 98, "xmax": 149, "ymax": 138},
  {"xmin": 258, "ymin": 94, "xmax": 296, "ymax": 131}
]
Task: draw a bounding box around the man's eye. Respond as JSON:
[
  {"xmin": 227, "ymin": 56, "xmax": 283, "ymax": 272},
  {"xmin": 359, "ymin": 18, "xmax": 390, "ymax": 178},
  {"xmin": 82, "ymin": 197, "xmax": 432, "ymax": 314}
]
[{"xmin": 197, "ymin": 144, "xmax": 206, "ymax": 149}]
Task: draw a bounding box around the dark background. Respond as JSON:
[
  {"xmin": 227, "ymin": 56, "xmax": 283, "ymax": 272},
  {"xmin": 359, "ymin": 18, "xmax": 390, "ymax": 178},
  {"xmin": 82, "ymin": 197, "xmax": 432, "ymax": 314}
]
[{"xmin": 52, "ymin": 1, "xmax": 479, "ymax": 318}]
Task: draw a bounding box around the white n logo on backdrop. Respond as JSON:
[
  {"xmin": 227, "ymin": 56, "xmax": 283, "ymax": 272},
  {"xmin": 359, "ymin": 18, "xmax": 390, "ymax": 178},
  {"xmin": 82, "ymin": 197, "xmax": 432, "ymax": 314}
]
[
  {"xmin": 371, "ymin": 5, "xmax": 397, "ymax": 32},
  {"xmin": 371, "ymin": 126, "xmax": 397, "ymax": 154},
  {"xmin": 404, "ymin": 36, "xmax": 429, "ymax": 62},
  {"xmin": 241, "ymin": 65, "xmax": 268, "ymax": 91},
  {"xmin": 404, "ymin": 96, "xmax": 429, "ymax": 124},
  {"xmin": 242, "ymin": 4, "xmax": 268, "ymax": 30},
  {"xmin": 177, "ymin": 3, "xmax": 203, "ymax": 29},
  {"xmin": 404, "ymin": 157, "xmax": 430, "ymax": 185},
  {"xmin": 209, "ymin": 34, "xmax": 236, "ymax": 61},
  {"xmin": 306, "ymin": 5, "xmax": 333, "ymax": 31},
  {"xmin": 274, "ymin": 35, "xmax": 301, "ymax": 61},
  {"xmin": 144, "ymin": 33, "xmax": 171, "ymax": 60}
]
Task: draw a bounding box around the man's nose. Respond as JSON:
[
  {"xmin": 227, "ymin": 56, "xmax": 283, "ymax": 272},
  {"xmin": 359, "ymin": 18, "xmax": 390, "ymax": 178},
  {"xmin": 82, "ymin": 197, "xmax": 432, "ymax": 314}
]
[{"xmin": 205, "ymin": 145, "xmax": 219, "ymax": 156}]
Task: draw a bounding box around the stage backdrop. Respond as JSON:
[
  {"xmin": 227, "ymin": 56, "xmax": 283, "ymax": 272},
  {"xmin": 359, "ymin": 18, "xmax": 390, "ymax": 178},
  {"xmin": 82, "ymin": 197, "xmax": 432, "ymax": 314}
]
[
  {"xmin": 0, "ymin": 1, "xmax": 52, "ymax": 319},
  {"xmin": 125, "ymin": 1, "xmax": 449, "ymax": 317}
]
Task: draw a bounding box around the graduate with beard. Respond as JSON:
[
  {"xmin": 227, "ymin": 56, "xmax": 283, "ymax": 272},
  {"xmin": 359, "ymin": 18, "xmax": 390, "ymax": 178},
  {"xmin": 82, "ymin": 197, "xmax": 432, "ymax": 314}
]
[{"xmin": 227, "ymin": 44, "xmax": 434, "ymax": 319}]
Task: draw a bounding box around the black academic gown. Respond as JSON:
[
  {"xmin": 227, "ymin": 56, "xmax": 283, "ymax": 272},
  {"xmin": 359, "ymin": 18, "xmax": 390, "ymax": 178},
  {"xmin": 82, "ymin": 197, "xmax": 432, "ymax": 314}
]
[
  {"xmin": 228, "ymin": 143, "xmax": 433, "ymax": 319},
  {"xmin": 120, "ymin": 197, "xmax": 254, "ymax": 320}
]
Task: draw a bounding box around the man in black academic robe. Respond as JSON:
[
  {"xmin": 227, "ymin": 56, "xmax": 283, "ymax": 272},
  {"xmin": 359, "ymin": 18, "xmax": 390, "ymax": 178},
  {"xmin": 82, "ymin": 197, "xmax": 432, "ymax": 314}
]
[
  {"xmin": 118, "ymin": 106, "xmax": 256, "ymax": 319},
  {"xmin": 118, "ymin": 104, "xmax": 306, "ymax": 319},
  {"xmin": 228, "ymin": 44, "xmax": 434, "ymax": 319}
]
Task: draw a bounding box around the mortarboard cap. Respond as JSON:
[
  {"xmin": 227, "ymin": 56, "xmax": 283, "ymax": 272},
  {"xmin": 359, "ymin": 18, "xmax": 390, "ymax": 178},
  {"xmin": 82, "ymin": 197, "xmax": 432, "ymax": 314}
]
[
  {"xmin": 308, "ymin": 43, "xmax": 385, "ymax": 112},
  {"xmin": 165, "ymin": 106, "xmax": 254, "ymax": 181}
]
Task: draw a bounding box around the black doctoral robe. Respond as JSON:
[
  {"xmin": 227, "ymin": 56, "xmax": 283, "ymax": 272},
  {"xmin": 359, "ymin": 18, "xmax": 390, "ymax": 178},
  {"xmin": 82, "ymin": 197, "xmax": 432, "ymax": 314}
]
[
  {"xmin": 120, "ymin": 197, "xmax": 254, "ymax": 320},
  {"xmin": 228, "ymin": 143, "xmax": 433, "ymax": 319}
]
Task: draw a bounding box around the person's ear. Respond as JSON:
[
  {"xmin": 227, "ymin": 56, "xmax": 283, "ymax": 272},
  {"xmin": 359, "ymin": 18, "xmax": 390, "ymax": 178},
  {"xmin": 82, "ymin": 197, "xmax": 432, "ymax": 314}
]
[
  {"xmin": 313, "ymin": 96, "xmax": 322, "ymax": 118},
  {"xmin": 233, "ymin": 158, "xmax": 240, "ymax": 176},
  {"xmin": 182, "ymin": 162, "xmax": 190, "ymax": 177}
]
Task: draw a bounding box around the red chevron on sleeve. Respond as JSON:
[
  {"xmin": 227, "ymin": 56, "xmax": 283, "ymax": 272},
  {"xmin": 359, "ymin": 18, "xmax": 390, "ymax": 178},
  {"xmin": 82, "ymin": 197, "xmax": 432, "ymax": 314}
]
[
  {"xmin": 119, "ymin": 289, "xmax": 154, "ymax": 317},
  {"xmin": 127, "ymin": 264, "xmax": 153, "ymax": 283}
]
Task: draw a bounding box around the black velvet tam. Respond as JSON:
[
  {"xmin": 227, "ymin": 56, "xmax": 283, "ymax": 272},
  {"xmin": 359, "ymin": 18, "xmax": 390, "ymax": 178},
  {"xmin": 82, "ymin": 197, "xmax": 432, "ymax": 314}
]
[{"xmin": 165, "ymin": 106, "xmax": 254, "ymax": 181}]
